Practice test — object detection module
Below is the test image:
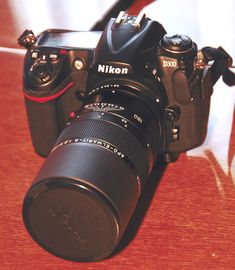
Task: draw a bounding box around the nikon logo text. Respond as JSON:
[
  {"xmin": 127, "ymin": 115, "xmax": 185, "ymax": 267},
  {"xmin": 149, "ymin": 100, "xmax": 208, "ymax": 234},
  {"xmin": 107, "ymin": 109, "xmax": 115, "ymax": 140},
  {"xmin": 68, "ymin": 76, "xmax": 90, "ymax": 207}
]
[{"xmin": 98, "ymin": 64, "xmax": 128, "ymax": 74}]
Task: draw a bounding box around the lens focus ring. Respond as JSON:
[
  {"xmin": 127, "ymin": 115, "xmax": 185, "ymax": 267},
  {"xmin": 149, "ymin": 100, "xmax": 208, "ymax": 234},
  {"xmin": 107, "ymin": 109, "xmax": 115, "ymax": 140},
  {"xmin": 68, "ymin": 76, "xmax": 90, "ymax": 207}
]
[{"xmin": 56, "ymin": 117, "xmax": 149, "ymax": 185}]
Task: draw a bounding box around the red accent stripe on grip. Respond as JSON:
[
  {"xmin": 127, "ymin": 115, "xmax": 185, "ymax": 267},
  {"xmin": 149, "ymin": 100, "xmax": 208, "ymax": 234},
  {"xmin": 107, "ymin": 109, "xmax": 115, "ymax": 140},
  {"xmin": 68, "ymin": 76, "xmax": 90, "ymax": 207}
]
[{"xmin": 24, "ymin": 82, "xmax": 74, "ymax": 103}]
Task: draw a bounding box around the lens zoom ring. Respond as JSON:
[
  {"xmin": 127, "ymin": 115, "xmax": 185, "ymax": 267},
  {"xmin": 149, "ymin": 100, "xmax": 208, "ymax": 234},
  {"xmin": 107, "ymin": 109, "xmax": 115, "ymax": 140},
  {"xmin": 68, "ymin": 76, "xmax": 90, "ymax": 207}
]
[{"xmin": 55, "ymin": 119, "xmax": 149, "ymax": 182}]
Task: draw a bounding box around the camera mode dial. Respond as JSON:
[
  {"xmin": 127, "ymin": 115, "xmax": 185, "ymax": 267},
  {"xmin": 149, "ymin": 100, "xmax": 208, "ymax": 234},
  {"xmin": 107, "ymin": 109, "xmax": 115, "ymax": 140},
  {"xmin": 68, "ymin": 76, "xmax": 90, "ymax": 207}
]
[
  {"xmin": 160, "ymin": 34, "xmax": 196, "ymax": 59},
  {"xmin": 17, "ymin": 29, "xmax": 37, "ymax": 49},
  {"xmin": 26, "ymin": 48, "xmax": 65, "ymax": 86},
  {"xmin": 29, "ymin": 62, "xmax": 52, "ymax": 84}
]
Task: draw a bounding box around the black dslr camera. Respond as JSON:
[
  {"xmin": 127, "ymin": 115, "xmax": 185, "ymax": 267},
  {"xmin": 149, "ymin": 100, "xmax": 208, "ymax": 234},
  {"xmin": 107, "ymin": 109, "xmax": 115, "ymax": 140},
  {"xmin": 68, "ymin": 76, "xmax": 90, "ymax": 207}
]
[{"xmin": 18, "ymin": 12, "xmax": 234, "ymax": 262}]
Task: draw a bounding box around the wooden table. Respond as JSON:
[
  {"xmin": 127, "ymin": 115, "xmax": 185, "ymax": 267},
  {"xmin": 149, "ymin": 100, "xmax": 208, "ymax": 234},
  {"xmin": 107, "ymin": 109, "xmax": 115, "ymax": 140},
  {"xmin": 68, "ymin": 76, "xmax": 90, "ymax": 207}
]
[{"xmin": 0, "ymin": 0, "xmax": 234, "ymax": 269}]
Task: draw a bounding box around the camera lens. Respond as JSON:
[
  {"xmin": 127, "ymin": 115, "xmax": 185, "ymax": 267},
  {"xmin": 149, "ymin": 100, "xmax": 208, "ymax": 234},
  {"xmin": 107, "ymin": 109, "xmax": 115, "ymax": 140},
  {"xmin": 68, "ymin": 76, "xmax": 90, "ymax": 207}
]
[{"xmin": 22, "ymin": 83, "xmax": 163, "ymax": 261}]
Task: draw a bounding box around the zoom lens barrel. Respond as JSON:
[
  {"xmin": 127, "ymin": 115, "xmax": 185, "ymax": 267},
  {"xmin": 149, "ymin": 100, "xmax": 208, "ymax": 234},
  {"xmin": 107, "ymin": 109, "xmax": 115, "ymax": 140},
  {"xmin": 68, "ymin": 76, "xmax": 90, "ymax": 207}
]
[{"xmin": 22, "ymin": 85, "xmax": 162, "ymax": 261}]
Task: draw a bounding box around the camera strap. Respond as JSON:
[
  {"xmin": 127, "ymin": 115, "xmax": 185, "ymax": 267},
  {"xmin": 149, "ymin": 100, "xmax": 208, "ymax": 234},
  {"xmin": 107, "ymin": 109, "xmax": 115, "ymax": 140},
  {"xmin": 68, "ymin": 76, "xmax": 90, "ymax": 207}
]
[{"xmin": 201, "ymin": 46, "xmax": 235, "ymax": 86}]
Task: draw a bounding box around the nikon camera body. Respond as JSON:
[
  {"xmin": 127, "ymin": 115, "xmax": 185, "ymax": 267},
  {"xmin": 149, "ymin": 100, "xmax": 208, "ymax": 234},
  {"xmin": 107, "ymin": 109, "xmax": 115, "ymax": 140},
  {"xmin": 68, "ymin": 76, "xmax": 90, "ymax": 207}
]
[
  {"xmin": 21, "ymin": 12, "xmax": 212, "ymax": 159},
  {"xmin": 19, "ymin": 12, "xmax": 216, "ymax": 262}
]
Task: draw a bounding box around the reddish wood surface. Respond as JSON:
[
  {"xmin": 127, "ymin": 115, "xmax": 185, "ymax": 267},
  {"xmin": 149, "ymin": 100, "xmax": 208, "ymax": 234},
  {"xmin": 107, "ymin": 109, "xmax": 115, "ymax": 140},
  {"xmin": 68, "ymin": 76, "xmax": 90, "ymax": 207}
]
[{"xmin": 0, "ymin": 1, "xmax": 235, "ymax": 269}]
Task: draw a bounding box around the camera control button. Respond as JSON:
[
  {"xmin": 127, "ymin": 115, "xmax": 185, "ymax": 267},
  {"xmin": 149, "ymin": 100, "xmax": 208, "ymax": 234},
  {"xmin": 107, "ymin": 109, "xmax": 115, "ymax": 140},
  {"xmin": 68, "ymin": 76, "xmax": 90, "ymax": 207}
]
[
  {"xmin": 49, "ymin": 52, "xmax": 59, "ymax": 62},
  {"xmin": 74, "ymin": 59, "xmax": 84, "ymax": 70},
  {"xmin": 165, "ymin": 106, "xmax": 180, "ymax": 122},
  {"xmin": 31, "ymin": 50, "xmax": 40, "ymax": 60},
  {"xmin": 172, "ymin": 126, "xmax": 180, "ymax": 141}
]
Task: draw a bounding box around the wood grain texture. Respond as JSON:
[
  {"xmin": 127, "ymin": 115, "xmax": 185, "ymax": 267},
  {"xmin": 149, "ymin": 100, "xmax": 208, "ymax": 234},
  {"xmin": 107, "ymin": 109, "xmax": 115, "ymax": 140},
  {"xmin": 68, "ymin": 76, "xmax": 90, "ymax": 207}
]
[{"xmin": 0, "ymin": 1, "xmax": 235, "ymax": 269}]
